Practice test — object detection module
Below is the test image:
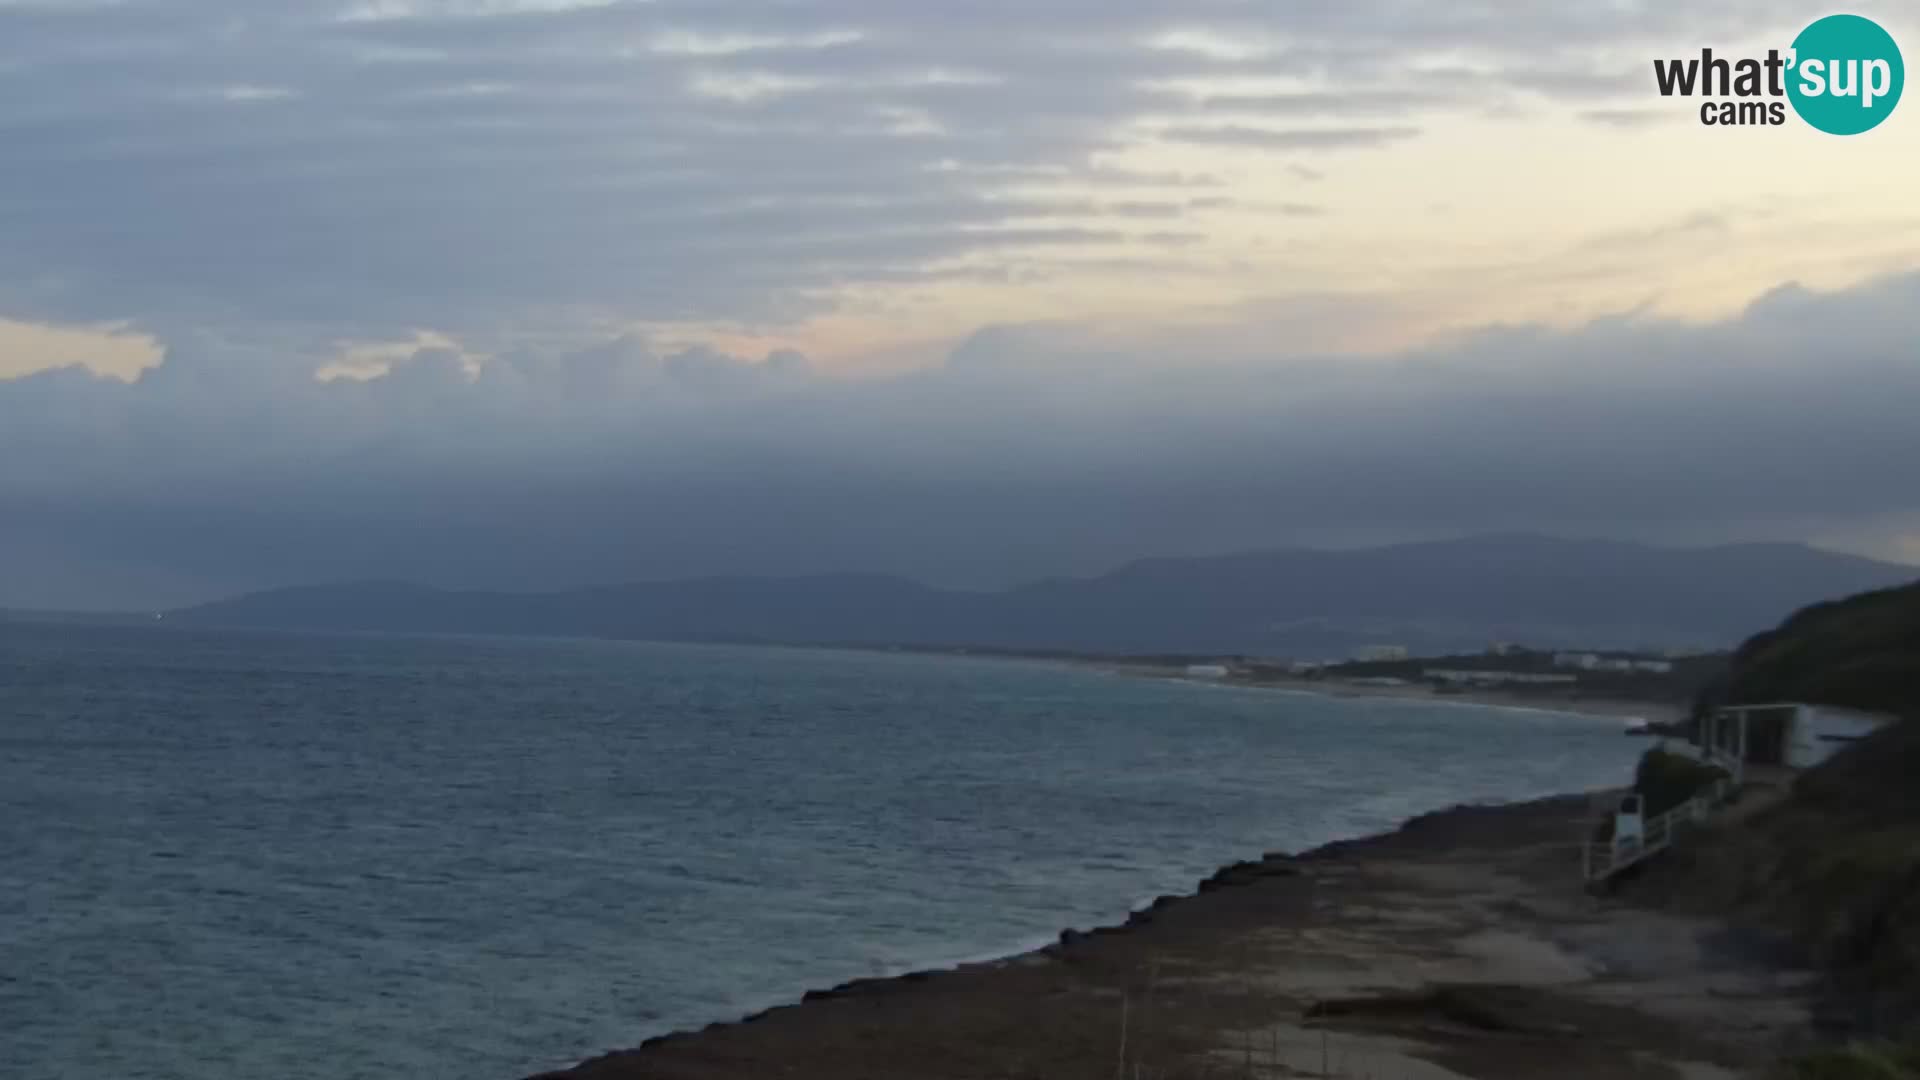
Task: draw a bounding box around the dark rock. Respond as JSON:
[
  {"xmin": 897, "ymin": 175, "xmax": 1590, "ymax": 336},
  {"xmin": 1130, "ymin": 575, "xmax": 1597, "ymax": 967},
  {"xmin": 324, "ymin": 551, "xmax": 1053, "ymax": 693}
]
[{"xmin": 1198, "ymin": 858, "xmax": 1300, "ymax": 892}]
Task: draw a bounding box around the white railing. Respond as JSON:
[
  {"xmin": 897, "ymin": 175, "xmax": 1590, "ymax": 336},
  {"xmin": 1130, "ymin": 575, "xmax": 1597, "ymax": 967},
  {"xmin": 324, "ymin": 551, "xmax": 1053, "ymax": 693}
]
[
  {"xmin": 1583, "ymin": 778, "xmax": 1732, "ymax": 883},
  {"xmin": 1703, "ymin": 745, "xmax": 1744, "ymax": 785}
]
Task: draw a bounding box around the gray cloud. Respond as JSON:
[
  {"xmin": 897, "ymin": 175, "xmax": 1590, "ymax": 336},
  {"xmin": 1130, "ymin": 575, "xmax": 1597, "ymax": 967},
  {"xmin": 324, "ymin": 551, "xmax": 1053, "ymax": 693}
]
[
  {"xmin": 1579, "ymin": 108, "xmax": 1675, "ymax": 128},
  {"xmin": 5, "ymin": 270, "xmax": 1919, "ymax": 609},
  {"xmin": 0, "ymin": 0, "xmax": 1839, "ymax": 341},
  {"xmin": 1499, "ymin": 67, "xmax": 1649, "ymax": 100},
  {"xmin": 1159, "ymin": 124, "xmax": 1422, "ymax": 150},
  {"xmin": 6, "ymin": 0, "xmax": 1908, "ymax": 610},
  {"xmin": 1195, "ymin": 89, "xmax": 1462, "ymax": 117}
]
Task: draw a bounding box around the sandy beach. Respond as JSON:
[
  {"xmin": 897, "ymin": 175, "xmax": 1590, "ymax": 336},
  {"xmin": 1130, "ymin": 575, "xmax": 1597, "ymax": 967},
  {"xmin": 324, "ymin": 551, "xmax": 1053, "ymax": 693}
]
[
  {"xmin": 1096, "ymin": 663, "xmax": 1692, "ymax": 727},
  {"xmin": 527, "ymin": 794, "xmax": 1809, "ymax": 1080},
  {"xmin": 1230, "ymin": 674, "xmax": 1692, "ymax": 725}
]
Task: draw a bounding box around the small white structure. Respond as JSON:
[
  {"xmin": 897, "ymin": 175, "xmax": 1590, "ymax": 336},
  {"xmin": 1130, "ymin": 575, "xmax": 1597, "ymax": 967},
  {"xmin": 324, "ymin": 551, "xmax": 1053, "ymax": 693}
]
[
  {"xmin": 1554, "ymin": 651, "xmax": 1601, "ymax": 670},
  {"xmin": 1585, "ymin": 779, "xmax": 1734, "ymax": 883},
  {"xmin": 1593, "ymin": 657, "xmax": 1636, "ymax": 673},
  {"xmin": 1702, "ymin": 703, "xmax": 1896, "ymax": 771},
  {"xmin": 1796, "ymin": 705, "xmax": 1893, "ymax": 766},
  {"xmin": 1632, "ymin": 659, "xmax": 1675, "ymax": 674},
  {"xmin": 1352, "ymin": 644, "xmax": 1409, "ymax": 662},
  {"xmin": 1184, "ymin": 663, "xmax": 1230, "ymax": 679},
  {"xmin": 1613, "ymin": 792, "xmax": 1646, "ymax": 850},
  {"xmin": 1286, "ymin": 660, "xmax": 1325, "ymax": 676}
]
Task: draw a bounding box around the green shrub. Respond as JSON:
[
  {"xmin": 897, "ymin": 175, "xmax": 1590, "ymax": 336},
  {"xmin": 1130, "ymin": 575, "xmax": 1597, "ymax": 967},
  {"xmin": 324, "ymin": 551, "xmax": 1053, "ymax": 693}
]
[
  {"xmin": 1633, "ymin": 747, "xmax": 1729, "ymax": 817},
  {"xmin": 1781, "ymin": 1043, "xmax": 1920, "ymax": 1080},
  {"xmin": 1701, "ymin": 581, "xmax": 1920, "ymax": 721}
]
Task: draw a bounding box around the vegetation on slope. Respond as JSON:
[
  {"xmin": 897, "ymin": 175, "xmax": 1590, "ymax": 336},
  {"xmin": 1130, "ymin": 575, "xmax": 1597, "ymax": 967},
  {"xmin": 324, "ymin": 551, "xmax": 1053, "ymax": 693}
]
[
  {"xmin": 1696, "ymin": 580, "xmax": 1920, "ymax": 718},
  {"xmin": 1648, "ymin": 581, "xmax": 1920, "ymax": 1049},
  {"xmin": 1641, "ymin": 719, "xmax": 1920, "ymax": 1048},
  {"xmin": 1783, "ymin": 1041, "xmax": 1920, "ymax": 1080},
  {"xmin": 1633, "ymin": 748, "xmax": 1728, "ymax": 817}
]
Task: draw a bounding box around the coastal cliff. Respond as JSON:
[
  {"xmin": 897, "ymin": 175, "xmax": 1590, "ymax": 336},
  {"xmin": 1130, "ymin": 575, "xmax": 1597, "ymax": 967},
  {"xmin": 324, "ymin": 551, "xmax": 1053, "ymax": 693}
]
[
  {"xmin": 525, "ymin": 795, "xmax": 1813, "ymax": 1080},
  {"xmin": 522, "ymin": 581, "xmax": 1920, "ymax": 1079},
  {"xmin": 1632, "ymin": 581, "xmax": 1920, "ymax": 1065}
]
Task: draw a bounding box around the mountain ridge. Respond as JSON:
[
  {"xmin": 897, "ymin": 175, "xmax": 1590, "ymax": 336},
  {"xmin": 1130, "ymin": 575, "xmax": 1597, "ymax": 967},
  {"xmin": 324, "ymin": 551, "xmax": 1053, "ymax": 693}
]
[{"xmin": 167, "ymin": 535, "xmax": 1918, "ymax": 657}]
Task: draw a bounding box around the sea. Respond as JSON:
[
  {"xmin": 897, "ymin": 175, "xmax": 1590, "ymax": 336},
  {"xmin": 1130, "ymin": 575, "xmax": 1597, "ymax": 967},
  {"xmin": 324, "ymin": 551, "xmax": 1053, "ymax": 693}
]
[{"xmin": 0, "ymin": 623, "xmax": 1643, "ymax": 1080}]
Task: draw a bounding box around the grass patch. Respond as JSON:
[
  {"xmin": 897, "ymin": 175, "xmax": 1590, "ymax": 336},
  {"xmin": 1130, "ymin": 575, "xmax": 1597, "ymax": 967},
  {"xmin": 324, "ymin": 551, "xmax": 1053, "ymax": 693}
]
[{"xmin": 1781, "ymin": 1042, "xmax": 1920, "ymax": 1080}]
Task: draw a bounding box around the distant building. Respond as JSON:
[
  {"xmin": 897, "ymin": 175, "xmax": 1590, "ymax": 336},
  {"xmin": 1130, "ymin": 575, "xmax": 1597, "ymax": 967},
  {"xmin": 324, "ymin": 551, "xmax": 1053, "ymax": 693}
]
[
  {"xmin": 1553, "ymin": 651, "xmax": 1601, "ymax": 670},
  {"xmin": 1184, "ymin": 663, "xmax": 1230, "ymax": 679},
  {"xmin": 1425, "ymin": 669, "xmax": 1577, "ymax": 687},
  {"xmin": 1632, "ymin": 659, "xmax": 1674, "ymax": 674},
  {"xmin": 1592, "ymin": 658, "xmax": 1636, "ymax": 673},
  {"xmin": 1486, "ymin": 642, "xmax": 1521, "ymax": 656},
  {"xmin": 1287, "ymin": 660, "xmax": 1325, "ymax": 676},
  {"xmin": 1352, "ymin": 645, "xmax": 1409, "ymax": 662}
]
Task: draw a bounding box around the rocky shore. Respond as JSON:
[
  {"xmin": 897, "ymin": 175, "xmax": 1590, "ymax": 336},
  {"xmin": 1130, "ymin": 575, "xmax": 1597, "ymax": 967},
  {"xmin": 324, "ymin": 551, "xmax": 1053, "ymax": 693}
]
[{"xmin": 525, "ymin": 794, "xmax": 1810, "ymax": 1080}]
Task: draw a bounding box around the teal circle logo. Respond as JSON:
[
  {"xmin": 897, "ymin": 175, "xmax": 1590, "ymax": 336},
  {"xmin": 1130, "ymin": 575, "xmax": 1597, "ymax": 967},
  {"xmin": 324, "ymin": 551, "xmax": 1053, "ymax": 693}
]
[{"xmin": 1787, "ymin": 14, "xmax": 1904, "ymax": 134}]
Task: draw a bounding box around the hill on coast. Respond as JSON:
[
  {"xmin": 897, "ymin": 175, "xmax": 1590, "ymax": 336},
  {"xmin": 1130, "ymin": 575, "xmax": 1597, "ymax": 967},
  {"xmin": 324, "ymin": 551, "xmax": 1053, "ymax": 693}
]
[
  {"xmin": 1641, "ymin": 582, "xmax": 1920, "ymax": 1053},
  {"xmin": 169, "ymin": 534, "xmax": 1916, "ymax": 656},
  {"xmin": 1698, "ymin": 579, "xmax": 1920, "ymax": 718}
]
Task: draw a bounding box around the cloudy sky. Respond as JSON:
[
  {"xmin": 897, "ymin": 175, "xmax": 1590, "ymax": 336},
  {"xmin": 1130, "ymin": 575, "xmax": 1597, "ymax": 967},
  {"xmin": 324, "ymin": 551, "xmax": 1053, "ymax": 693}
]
[{"xmin": 3, "ymin": 0, "xmax": 1919, "ymax": 609}]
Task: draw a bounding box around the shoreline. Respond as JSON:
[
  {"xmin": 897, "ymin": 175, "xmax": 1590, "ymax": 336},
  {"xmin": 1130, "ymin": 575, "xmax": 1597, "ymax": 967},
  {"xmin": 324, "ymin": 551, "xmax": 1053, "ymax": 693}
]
[
  {"xmin": 1241, "ymin": 674, "xmax": 1689, "ymax": 724},
  {"xmin": 1107, "ymin": 664, "xmax": 1691, "ymax": 726},
  {"xmin": 528, "ymin": 791, "xmax": 1807, "ymax": 1080},
  {"xmin": 516, "ymin": 797, "xmax": 1526, "ymax": 1070},
  {"xmin": 13, "ymin": 620, "xmax": 1694, "ymax": 728},
  {"xmin": 20, "ymin": 617, "xmax": 1693, "ymax": 730}
]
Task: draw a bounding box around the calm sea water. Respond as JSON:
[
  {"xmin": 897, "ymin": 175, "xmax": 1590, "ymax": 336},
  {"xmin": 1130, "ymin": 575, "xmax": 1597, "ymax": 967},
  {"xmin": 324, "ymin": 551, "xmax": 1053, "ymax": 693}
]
[{"xmin": 0, "ymin": 624, "xmax": 1641, "ymax": 1079}]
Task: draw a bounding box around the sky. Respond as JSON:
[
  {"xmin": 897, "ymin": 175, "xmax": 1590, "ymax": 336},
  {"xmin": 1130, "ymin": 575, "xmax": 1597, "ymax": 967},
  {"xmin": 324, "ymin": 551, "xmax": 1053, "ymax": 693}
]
[{"xmin": 3, "ymin": 0, "xmax": 1919, "ymax": 610}]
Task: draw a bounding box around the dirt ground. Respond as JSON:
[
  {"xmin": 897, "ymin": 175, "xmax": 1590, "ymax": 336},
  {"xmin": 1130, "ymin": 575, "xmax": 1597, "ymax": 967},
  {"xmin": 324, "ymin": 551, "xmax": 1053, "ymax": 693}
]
[{"xmin": 526, "ymin": 794, "xmax": 1813, "ymax": 1080}]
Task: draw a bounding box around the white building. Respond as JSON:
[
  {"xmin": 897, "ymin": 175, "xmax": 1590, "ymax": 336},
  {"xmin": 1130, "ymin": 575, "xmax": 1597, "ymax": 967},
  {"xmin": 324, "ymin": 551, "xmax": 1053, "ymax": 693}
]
[
  {"xmin": 1352, "ymin": 645, "xmax": 1409, "ymax": 663},
  {"xmin": 1553, "ymin": 651, "xmax": 1601, "ymax": 670},
  {"xmin": 1698, "ymin": 703, "xmax": 1896, "ymax": 771},
  {"xmin": 1632, "ymin": 659, "xmax": 1675, "ymax": 674},
  {"xmin": 1184, "ymin": 663, "xmax": 1230, "ymax": 679}
]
